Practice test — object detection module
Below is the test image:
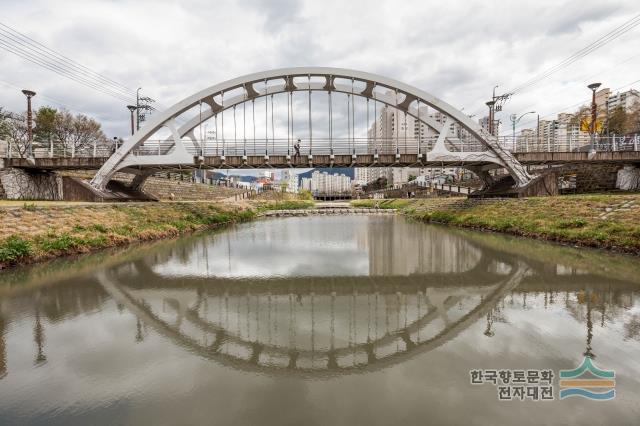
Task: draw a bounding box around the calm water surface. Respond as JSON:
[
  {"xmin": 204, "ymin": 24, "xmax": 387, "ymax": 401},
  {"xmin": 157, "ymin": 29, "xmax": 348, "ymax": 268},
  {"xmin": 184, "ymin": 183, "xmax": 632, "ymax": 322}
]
[{"xmin": 1, "ymin": 215, "xmax": 639, "ymax": 425}]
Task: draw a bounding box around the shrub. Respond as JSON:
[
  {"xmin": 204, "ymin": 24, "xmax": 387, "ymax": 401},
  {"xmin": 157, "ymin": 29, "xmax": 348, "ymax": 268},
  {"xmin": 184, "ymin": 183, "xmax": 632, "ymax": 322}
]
[
  {"xmin": 90, "ymin": 224, "xmax": 108, "ymax": 233},
  {"xmin": 40, "ymin": 233, "xmax": 78, "ymax": 251},
  {"xmin": 298, "ymin": 189, "xmax": 313, "ymax": 201},
  {"xmin": 557, "ymin": 218, "xmax": 587, "ymax": 229},
  {"xmin": 0, "ymin": 236, "xmax": 32, "ymax": 262}
]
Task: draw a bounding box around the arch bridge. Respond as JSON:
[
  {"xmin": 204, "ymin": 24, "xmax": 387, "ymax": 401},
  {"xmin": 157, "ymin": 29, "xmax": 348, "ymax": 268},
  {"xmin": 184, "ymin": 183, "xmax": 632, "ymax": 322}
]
[{"xmin": 90, "ymin": 67, "xmax": 532, "ymax": 191}]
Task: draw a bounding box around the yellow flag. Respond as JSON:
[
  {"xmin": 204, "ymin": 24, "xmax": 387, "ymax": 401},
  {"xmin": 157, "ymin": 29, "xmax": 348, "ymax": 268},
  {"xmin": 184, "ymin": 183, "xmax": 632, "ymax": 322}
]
[
  {"xmin": 580, "ymin": 119, "xmax": 590, "ymax": 132},
  {"xmin": 580, "ymin": 119, "xmax": 603, "ymax": 133}
]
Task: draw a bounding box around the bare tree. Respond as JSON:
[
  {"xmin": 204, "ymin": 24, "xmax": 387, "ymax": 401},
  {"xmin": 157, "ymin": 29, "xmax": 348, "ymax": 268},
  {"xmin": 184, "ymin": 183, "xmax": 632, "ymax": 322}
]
[
  {"xmin": 53, "ymin": 110, "xmax": 108, "ymax": 156},
  {"xmin": 4, "ymin": 112, "xmax": 30, "ymax": 158}
]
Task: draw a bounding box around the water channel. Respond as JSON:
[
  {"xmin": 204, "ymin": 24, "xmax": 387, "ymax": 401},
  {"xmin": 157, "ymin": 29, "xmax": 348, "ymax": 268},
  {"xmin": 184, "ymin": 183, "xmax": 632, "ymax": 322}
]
[{"xmin": 0, "ymin": 215, "xmax": 639, "ymax": 425}]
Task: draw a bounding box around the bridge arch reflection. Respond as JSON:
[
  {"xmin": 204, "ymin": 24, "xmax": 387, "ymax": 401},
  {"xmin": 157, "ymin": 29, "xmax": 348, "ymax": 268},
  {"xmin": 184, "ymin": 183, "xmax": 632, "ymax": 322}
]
[{"xmin": 97, "ymin": 223, "xmax": 528, "ymax": 378}]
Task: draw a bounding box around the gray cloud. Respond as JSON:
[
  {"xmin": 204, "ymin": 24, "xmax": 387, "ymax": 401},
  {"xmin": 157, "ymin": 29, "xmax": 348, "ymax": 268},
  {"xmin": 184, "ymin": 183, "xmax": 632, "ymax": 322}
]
[{"xmin": 0, "ymin": 0, "xmax": 638, "ymax": 139}]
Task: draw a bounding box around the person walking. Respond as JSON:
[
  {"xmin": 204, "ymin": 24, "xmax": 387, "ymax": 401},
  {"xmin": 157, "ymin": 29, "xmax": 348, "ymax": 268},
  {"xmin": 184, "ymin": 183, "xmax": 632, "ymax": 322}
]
[{"xmin": 293, "ymin": 138, "xmax": 301, "ymax": 161}]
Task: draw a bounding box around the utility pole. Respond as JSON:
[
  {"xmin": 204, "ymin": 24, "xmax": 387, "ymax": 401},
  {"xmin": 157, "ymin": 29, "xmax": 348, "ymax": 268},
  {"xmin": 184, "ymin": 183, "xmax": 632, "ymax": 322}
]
[
  {"xmin": 127, "ymin": 105, "xmax": 137, "ymax": 136},
  {"xmin": 485, "ymin": 100, "xmax": 496, "ymax": 135},
  {"xmin": 21, "ymin": 89, "xmax": 36, "ymax": 156},
  {"xmin": 135, "ymin": 89, "xmax": 156, "ymax": 132},
  {"xmin": 485, "ymin": 85, "xmax": 510, "ymax": 136},
  {"xmin": 588, "ymin": 82, "xmax": 601, "ymax": 155},
  {"xmin": 136, "ymin": 87, "xmax": 142, "ymax": 131}
]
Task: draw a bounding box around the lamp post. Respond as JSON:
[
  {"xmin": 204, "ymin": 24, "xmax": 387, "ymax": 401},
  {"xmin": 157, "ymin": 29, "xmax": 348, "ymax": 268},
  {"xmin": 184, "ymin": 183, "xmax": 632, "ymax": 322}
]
[
  {"xmin": 127, "ymin": 105, "xmax": 137, "ymax": 136},
  {"xmin": 21, "ymin": 89, "xmax": 36, "ymax": 157},
  {"xmin": 587, "ymin": 82, "xmax": 601, "ymax": 155},
  {"xmin": 510, "ymin": 111, "xmax": 535, "ymax": 151}
]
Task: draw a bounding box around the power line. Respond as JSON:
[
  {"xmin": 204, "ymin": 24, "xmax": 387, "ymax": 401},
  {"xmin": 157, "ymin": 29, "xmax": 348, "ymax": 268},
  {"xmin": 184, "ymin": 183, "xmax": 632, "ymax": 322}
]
[
  {"xmin": 508, "ymin": 13, "xmax": 640, "ymax": 95},
  {"xmin": 0, "ymin": 38, "xmax": 134, "ymax": 102},
  {"xmin": 0, "ymin": 21, "xmax": 136, "ymax": 97},
  {"xmin": 500, "ymin": 50, "xmax": 640, "ymax": 133},
  {"xmin": 0, "ymin": 78, "xmax": 82, "ymax": 112},
  {"xmin": 503, "ymin": 77, "xmax": 640, "ymax": 135}
]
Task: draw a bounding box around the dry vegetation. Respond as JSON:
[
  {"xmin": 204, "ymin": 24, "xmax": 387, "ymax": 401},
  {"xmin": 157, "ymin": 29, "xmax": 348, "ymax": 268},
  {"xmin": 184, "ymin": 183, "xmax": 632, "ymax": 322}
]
[
  {"xmin": 0, "ymin": 202, "xmax": 255, "ymax": 268},
  {"xmin": 353, "ymin": 194, "xmax": 640, "ymax": 254}
]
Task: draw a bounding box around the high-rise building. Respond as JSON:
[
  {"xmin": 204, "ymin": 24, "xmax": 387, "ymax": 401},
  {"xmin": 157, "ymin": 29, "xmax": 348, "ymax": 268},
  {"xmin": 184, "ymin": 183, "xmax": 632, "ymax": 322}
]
[
  {"xmin": 303, "ymin": 171, "xmax": 352, "ymax": 196},
  {"xmin": 479, "ymin": 116, "xmax": 500, "ymax": 135},
  {"xmin": 282, "ymin": 170, "xmax": 299, "ymax": 193},
  {"xmin": 607, "ymin": 89, "xmax": 640, "ymax": 113},
  {"xmin": 594, "ymin": 87, "xmax": 611, "ymax": 127}
]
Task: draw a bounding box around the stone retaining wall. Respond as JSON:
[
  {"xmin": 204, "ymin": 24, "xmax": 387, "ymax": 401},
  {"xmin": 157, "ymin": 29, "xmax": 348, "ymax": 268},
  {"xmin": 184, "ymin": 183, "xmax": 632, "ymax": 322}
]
[{"xmin": 0, "ymin": 168, "xmax": 62, "ymax": 200}]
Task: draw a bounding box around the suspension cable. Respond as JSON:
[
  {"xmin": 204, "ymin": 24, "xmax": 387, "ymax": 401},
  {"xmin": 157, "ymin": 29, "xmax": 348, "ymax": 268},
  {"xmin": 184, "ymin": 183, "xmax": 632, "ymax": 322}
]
[
  {"xmin": 347, "ymin": 93, "xmax": 351, "ymax": 154},
  {"xmin": 214, "ymin": 113, "xmax": 218, "ymax": 156},
  {"xmin": 287, "ymin": 88, "xmax": 290, "ymax": 155},
  {"xmin": 199, "ymin": 100, "xmax": 203, "ymax": 157},
  {"xmin": 373, "ymin": 84, "xmax": 377, "ymax": 154},
  {"xmin": 252, "ymin": 99, "xmax": 256, "ymax": 155},
  {"xmin": 221, "ymin": 92, "xmax": 225, "ymax": 155},
  {"xmin": 243, "ymin": 87, "xmax": 247, "ymax": 156},
  {"xmin": 328, "ymin": 88, "xmax": 333, "ymax": 154},
  {"xmin": 233, "ymin": 105, "xmax": 237, "ymax": 155},
  {"xmin": 395, "ymin": 89, "xmax": 399, "ymax": 155},
  {"xmin": 264, "ymin": 79, "xmax": 268, "ymax": 155},
  {"xmin": 417, "ymin": 99, "xmax": 421, "ymax": 156},
  {"xmin": 366, "ymin": 97, "xmax": 369, "ymax": 153},
  {"xmin": 271, "ymin": 94, "xmax": 275, "ymax": 154},
  {"xmin": 308, "ymin": 74, "xmax": 312, "ymax": 155},
  {"xmin": 404, "ymin": 110, "xmax": 407, "ymax": 155},
  {"xmin": 351, "ymin": 78, "xmax": 355, "ymax": 154}
]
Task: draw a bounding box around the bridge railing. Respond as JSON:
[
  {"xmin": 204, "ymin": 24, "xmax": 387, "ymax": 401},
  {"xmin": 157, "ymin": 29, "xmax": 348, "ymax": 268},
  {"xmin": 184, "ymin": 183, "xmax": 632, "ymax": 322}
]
[{"xmin": 3, "ymin": 135, "xmax": 639, "ymax": 159}]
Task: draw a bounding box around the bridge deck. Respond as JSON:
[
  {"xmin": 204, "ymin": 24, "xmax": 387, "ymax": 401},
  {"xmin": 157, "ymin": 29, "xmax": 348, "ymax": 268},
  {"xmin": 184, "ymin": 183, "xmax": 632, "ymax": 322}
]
[{"xmin": 3, "ymin": 151, "xmax": 640, "ymax": 170}]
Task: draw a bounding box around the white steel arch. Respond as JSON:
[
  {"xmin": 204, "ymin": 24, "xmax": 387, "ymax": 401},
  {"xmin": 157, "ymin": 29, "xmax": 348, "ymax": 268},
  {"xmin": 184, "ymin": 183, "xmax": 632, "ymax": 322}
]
[{"xmin": 91, "ymin": 67, "xmax": 532, "ymax": 190}]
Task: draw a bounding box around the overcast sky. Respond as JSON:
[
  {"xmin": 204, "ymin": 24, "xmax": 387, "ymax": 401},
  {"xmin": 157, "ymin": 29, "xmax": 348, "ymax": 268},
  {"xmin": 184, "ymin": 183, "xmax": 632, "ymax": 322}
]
[{"xmin": 1, "ymin": 0, "xmax": 639, "ymax": 140}]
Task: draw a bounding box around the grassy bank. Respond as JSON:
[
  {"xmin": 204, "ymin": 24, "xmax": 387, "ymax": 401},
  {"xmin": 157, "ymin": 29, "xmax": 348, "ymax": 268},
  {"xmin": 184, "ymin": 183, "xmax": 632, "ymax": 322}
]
[
  {"xmin": 352, "ymin": 194, "xmax": 640, "ymax": 255},
  {"xmin": 0, "ymin": 202, "xmax": 257, "ymax": 269}
]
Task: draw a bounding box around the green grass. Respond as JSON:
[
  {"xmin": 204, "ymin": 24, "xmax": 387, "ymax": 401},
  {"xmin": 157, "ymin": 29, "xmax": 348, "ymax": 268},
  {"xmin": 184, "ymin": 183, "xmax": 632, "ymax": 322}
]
[
  {"xmin": 256, "ymin": 200, "xmax": 315, "ymax": 211},
  {"xmin": 350, "ymin": 199, "xmax": 410, "ymax": 209},
  {"xmin": 352, "ymin": 194, "xmax": 640, "ymax": 254},
  {"xmin": 406, "ymin": 195, "xmax": 640, "ymax": 253},
  {"xmin": 0, "ymin": 236, "xmax": 32, "ymax": 263},
  {"xmin": 0, "ymin": 202, "xmax": 260, "ymax": 268}
]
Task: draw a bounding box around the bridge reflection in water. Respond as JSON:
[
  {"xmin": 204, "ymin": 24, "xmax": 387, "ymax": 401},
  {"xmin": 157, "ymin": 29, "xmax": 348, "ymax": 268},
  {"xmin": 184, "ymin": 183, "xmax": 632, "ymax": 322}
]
[{"xmin": 1, "ymin": 216, "xmax": 639, "ymax": 383}]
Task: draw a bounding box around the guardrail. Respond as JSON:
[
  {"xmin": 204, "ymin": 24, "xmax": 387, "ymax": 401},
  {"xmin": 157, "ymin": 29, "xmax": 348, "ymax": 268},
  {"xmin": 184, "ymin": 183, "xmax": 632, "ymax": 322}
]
[
  {"xmin": 415, "ymin": 181, "xmax": 472, "ymax": 195},
  {"xmin": 3, "ymin": 135, "xmax": 639, "ymax": 159}
]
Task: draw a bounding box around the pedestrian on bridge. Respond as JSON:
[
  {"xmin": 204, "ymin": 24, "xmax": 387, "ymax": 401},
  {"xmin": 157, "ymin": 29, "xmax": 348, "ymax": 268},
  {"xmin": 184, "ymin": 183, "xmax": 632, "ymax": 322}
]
[{"xmin": 293, "ymin": 139, "xmax": 301, "ymax": 161}]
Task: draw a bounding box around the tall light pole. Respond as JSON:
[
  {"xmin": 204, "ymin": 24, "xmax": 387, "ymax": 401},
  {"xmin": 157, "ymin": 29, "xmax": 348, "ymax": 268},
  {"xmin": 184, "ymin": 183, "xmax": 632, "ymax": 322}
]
[
  {"xmin": 127, "ymin": 105, "xmax": 137, "ymax": 136},
  {"xmin": 21, "ymin": 89, "xmax": 36, "ymax": 156},
  {"xmin": 510, "ymin": 111, "xmax": 535, "ymax": 150},
  {"xmin": 587, "ymin": 82, "xmax": 601, "ymax": 154}
]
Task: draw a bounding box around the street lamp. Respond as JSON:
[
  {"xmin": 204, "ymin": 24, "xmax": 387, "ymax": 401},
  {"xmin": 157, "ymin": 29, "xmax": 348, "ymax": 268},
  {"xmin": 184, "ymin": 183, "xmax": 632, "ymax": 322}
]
[
  {"xmin": 587, "ymin": 82, "xmax": 601, "ymax": 155},
  {"xmin": 21, "ymin": 89, "xmax": 36, "ymax": 157},
  {"xmin": 126, "ymin": 105, "xmax": 137, "ymax": 136},
  {"xmin": 510, "ymin": 111, "xmax": 535, "ymax": 151}
]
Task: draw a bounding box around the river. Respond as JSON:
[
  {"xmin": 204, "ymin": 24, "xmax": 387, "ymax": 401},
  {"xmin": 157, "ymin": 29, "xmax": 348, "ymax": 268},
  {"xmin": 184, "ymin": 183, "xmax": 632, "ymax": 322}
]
[{"xmin": 0, "ymin": 215, "xmax": 639, "ymax": 425}]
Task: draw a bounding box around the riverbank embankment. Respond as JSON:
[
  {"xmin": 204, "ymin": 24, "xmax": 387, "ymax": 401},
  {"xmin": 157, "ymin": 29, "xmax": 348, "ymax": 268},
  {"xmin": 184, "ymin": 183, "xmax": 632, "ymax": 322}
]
[
  {"xmin": 352, "ymin": 194, "xmax": 640, "ymax": 255},
  {"xmin": 0, "ymin": 200, "xmax": 313, "ymax": 269}
]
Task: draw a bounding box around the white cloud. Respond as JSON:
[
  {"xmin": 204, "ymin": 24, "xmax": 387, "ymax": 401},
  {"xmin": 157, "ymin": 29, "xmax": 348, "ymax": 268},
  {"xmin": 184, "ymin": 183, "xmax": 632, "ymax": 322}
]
[{"xmin": 0, "ymin": 0, "xmax": 638, "ymax": 138}]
